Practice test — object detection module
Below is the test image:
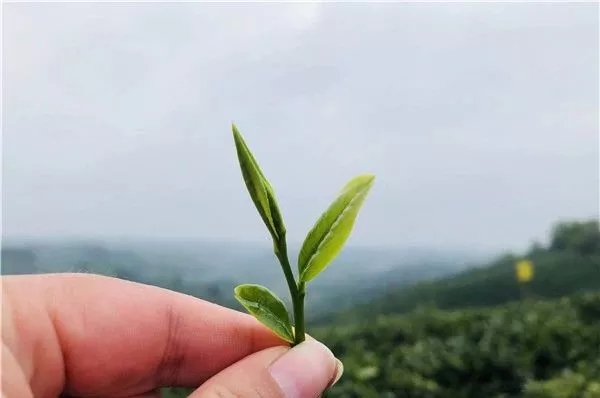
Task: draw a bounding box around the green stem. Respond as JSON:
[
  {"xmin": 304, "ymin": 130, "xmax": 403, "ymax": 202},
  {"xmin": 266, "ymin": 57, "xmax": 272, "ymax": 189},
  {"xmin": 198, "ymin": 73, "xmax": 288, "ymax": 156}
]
[
  {"xmin": 274, "ymin": 236, "xmax": 306, "ymax": 346},
  {"xmin": 294, "ymin": 281, "xmax": 306, "ymax": 345}
]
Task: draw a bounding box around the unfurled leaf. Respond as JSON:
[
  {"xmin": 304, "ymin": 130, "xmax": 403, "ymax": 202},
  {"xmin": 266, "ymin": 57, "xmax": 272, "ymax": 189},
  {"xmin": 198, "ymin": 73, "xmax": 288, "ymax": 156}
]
[
  {"xmin": 234, "ymin": 283, "xmax": 295, "ymax": 343},
  {"xmin": 298, "ymin": 174, "xmax": 375, "ymax": 283},
  {"xmin": 232, "ymin": 124, "xmax": 286, "ymax": 241}
]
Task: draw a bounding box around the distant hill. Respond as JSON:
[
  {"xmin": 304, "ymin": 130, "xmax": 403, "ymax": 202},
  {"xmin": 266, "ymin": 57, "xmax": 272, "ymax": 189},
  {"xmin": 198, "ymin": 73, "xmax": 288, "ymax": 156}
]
[
  {"xmin": 1, "ymin": 247, "xmax": 39, "ymax": 275},
  {"xmin": 0, "ymin": 238, "xmax": 486, "ymax": 319},
  {"xmin": 321, "ymin": 219, "xmax": 600, "ymax": 324}
]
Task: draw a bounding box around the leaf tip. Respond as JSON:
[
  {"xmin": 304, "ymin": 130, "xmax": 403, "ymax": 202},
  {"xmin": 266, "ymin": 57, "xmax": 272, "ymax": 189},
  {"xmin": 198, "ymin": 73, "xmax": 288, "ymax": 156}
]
[
  {"xmin": 233, "ymin": 284, "xmax": 243, "ymax": 296},
  {"xmin": 231, "ymin": 123, "xmax": 241, "ymax": 140},
  {"xmin": 359, "ymin": 173, "xmax": 376, "ymax": 184}
]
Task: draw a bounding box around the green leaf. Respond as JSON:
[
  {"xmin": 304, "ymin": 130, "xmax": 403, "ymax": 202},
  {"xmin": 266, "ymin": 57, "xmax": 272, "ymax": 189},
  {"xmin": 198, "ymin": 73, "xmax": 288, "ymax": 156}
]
[
  {"xmin": 298, "ymin": 174, "xmax": 375, "ymax": 283},
  {"xmin": 232, "ymin": 124, "xmax": 286, "ymax": 241},
  {"xmin": 234, "ymin": 283, "xmax": 295, "ymax": 343}
]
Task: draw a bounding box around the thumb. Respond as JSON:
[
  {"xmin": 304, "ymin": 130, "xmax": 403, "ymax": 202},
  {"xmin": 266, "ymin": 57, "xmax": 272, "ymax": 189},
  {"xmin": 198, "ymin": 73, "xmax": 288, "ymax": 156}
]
[{"xmin": 190, "ymin": 339, "xmax": 343, "ymax": 398}]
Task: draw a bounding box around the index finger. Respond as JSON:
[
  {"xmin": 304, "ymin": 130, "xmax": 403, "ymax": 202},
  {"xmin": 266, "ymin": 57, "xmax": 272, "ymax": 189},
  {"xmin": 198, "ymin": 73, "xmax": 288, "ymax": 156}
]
[{"xmin": 4, "ymin": 273, "xmax": 287, "ymax": 397}]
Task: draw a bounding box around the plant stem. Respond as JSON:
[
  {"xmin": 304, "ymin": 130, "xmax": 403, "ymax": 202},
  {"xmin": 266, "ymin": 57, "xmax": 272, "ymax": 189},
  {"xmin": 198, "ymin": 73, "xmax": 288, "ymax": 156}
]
[
  {"xmin": 274, "ymin": 236, "xmax": 306, "ymax": 346},
  {"xmin": 294, "ymin": 281, "xmax": 306, "ymax": 345}
]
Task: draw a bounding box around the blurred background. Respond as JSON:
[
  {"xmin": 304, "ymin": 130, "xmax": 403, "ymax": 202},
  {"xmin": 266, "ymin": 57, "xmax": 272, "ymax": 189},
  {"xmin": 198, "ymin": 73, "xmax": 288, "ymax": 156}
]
[{"xmin": 2, "ymin": 2, "xmax": 599, "ymax": 397}]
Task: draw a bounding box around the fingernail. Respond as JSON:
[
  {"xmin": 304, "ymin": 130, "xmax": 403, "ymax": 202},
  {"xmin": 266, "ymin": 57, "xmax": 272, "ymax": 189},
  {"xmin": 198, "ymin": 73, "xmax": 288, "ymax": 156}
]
[
  {"xmin": 269, "ymin": 339, "xmax": 336, "ymax": 398},
  {"xmin": 331, "ymin": 358, "xmax": 344, "ymax": 386}
]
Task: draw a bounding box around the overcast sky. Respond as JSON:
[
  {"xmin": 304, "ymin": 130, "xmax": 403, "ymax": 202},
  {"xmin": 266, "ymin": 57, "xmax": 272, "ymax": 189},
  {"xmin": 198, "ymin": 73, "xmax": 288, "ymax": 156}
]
[{"xmin": 3, "ymin": 2, "xmax": 598, "ymax": 251}]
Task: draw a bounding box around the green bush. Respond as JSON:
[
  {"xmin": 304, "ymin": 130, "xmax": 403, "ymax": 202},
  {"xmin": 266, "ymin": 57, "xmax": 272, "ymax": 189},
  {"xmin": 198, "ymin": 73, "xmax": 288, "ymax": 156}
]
[{"xmin": 314, "ymin": 291, "xmax": 600, "ymax": 397}]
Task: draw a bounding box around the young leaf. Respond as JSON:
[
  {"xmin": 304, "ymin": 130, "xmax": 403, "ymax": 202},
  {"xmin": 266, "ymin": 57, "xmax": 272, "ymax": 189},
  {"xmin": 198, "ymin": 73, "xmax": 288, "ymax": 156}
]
[
  {"xmin": 298, "ymin": 174, "xmax": 375, "ymax": 283},
  {"xmin": 234, "ymin": 283, "xmax": 295, "ymax": 343},
  {"xmin": 232, "ymin": 124, "xmax": 286, "ymax": 241}
]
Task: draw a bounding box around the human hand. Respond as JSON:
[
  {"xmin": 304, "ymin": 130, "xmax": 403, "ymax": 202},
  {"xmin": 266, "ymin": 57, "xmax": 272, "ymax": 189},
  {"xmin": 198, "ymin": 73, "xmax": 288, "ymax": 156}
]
[{"xmin": 1, "ymin": 273, "xmax": 343, "ymax": 398}]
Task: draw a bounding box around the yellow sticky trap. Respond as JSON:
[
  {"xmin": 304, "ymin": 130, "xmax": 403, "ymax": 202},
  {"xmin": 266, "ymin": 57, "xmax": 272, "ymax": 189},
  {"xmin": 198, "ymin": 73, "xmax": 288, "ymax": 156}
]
[{"xmin": 515, "ymin": 259, "xmax": 534, "ymax": 283}]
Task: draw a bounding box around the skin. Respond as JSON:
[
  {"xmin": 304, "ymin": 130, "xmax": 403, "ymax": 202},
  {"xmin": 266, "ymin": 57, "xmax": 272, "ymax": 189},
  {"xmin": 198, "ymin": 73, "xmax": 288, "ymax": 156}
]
[{"xmin": 1, "ymin": 273, "xmax": 341, "ymax": 398}]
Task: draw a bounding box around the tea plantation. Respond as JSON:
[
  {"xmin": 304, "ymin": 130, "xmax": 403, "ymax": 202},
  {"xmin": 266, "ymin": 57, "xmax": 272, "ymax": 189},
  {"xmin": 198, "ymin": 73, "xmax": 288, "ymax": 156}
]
[
  {"xmin": 312, "ymin": 291, "xmax": 600, "ymax": 397},
  {"xmin": 162, "ymin": 220, "xmax": 600, "ymax": 397}
]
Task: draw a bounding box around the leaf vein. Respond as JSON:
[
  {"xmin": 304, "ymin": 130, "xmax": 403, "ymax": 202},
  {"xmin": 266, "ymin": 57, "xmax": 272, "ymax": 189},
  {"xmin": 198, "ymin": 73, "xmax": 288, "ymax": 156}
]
[
  {"xmin": 303, "ymin": 183, "xmax": 370, "ymax": 276},
  {"xmin": 245, "ymin": 301, "xmax": 292, "ymax": 338}
]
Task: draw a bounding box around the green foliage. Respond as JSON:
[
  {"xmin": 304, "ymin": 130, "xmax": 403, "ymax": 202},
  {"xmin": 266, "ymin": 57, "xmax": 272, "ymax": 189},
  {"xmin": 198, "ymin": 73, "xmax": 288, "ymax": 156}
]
[
  {"xmin": 313, "ymin": 291, "xmax": 600, "ymax": 397},
  {"xmin": 298, "ymin": 174, "xmax": 375, "ymax": 283},
  {"xmin": 550, "ymin": 219, "xmax": 600, "ymax": 256},
  {"xmin": 234, "ymin": 284, "xmax": 295, "ymax": 343},
  {"xmin": 231, "ymin": 124, "xmax": 375, "ymax": 345},
  {"xmin": 524, "ymin": 369, "xmax": 600, "ymax": 398},
  {"xmin": 160, "ymin": 387, "xmax": 194, "ymax": 398}
]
